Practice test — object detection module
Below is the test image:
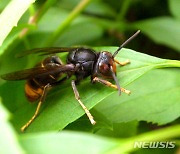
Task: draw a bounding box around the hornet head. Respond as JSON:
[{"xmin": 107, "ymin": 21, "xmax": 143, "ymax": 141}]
[{"xmin": 93, "ymin": 30, "xmax": 140, "ymax": 95}]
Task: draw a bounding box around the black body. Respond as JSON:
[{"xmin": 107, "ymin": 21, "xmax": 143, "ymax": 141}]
[{"xmin": 67, "ymin": 48, "xmax": 97, "ymax": 82}]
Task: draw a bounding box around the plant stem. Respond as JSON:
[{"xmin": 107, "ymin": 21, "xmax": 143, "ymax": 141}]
[
  {"xmin": 28, "ymin": 4, "xmax": 36, "ymax": 16},
  {"xmin": 109, "ymin": 124, "xmax": 180, "ymax": 153},
  {"xmin": 45, "ymin": 0, "xmax": 92, "ymax": 46},
  {"xmin": 117, "ymin": 0, "xmax": 132, "ymax": 21},
  {"xmin": 155, "ymin": 60, "xmax": 180, "ymax": 68},
  {"xmin": 19, "ymin": 0, "xmax": 57, "ymax": 38},
  {"xmin": 166, "ymin": 60, "xmax": 180, "ymax": 67}
]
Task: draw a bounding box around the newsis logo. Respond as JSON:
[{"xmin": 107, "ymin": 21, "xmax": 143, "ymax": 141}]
[{"xmin": 134, "ymin": 141, "xmax": 175, "ymax": 149}]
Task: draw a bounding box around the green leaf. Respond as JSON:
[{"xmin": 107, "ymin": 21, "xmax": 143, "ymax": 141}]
[
  {"xmin": 65, "ymin": 109, "xmax": 113, "ymax": 133},
  {"xmin": 84, "ymin": 0, "xmax": 116, "ymax": 18},
  {"xmin": 0, "ymin": 100, "xmax": 24, "ymax": 154},
  {"xmin": 168, "ymin": 0, "xmax": 180, "ymax": 19},
  {"xmin": 28, "ymin": 7, "xmax": 103, "ymax": 47},
  {"xmin": 95, "ymin": 68, "xmax": 180, "ymax": 125},
  {"xmin": 110, "ymin": 124, "xmax": 180, "ymax": 153},
  {"xmin": 54, "ymin": 22, "xmax": 103, "ymax": 46},
  {"xmin": 0, "ymin": 24, "xmax": 35, "ymax": 56},
  {"xmin": 132, "ymin": 17, "xmax": 180, "ymax": 52},
  {"xmin": 37, "ymin": 8, "xmax": 68, "ymax": 32},
  {"xmin": 0, "ymin": 0, "xmax": 36, "ymax": 46},
  {"xmin": 0, "ymin": 0, "xmax": 10, "ymax": 11},
  {"xmin": 19, "ymin": 125, "xmax": 180, "ymax": 154},
  {"xmin": 95, "ymin": 121, "xmax": 138, "ymax": 138},
  {"xmin": 45, "ymin": 0, "xmax": 93, "ymax": 45},
  {"xmin": 3, "ymin": 47, "xmax": 178, "ymax": 133},
  {"xmin": 20, "ymin": 131, "xmax": 117, "ymax": 154},
  {"xmin": 58, "ymin": 0, "xmax": 116, "ymax": 18}
]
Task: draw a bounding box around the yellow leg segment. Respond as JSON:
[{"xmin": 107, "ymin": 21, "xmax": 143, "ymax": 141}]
[
  {"xmin": 114, "ymin": 59, "xmax": 130, "ymax": 66},
  {"xmin": 21, "ymin": 84, "xmax": 51, "ymax": 132},
  {"xmin": 71, "ymin": 80, "xmax": 96, "ymax": 125},
  {"xmin": 93, "ymin": 77, "xmax": 131, "ymax": 95}
]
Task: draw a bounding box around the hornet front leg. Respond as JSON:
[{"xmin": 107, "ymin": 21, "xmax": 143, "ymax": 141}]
[{"xmin": 92, "ymin": 77, "xmax": 131, "ymax": 95}]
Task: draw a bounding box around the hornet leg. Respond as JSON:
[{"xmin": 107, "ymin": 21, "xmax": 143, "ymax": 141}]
[
  {"xmin": 114, "ymin": 59, "xmax": 130, "ymax": 66},
  {"xmin": 71, "ymin": 80, "xmax": 96, "ymax": 125},
  {"xmin": 21, "ymin": 83, "xmax": 51, "ymax": 132},
  {"xmin": 93, "ymin": 77, "xmax": 131, "ymax": 95}
]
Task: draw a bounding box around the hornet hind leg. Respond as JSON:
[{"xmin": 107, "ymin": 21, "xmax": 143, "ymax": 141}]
[{"xmin": 21, "ymin": 83, "xmax": 51, "ymax": 132}]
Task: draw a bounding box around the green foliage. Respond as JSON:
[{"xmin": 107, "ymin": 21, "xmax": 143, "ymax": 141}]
[
  {"xmin": 169, "ymin": 0, "xmax": 180, "ymax": 19},
  {"xmin": 0, "ymin": 102, "xmax": 24, "ymax": 154},
  {"xmin": 96, "ymin": 68, "xmax": 180, "ymax": 125},
  {"xmin": 0, "ymin": 102, "xmax": 180, "ymax": 153},
  {"xmin": 0, "ymin": 0, "xmax": 36, "ymax": 46},
  {"xmin": 133, "ymin": 17, "xmax": 180, "ymax": 52},
  {"xmin": 0, "ymin": 0, "xmax": 180, "ymax": 153}
]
